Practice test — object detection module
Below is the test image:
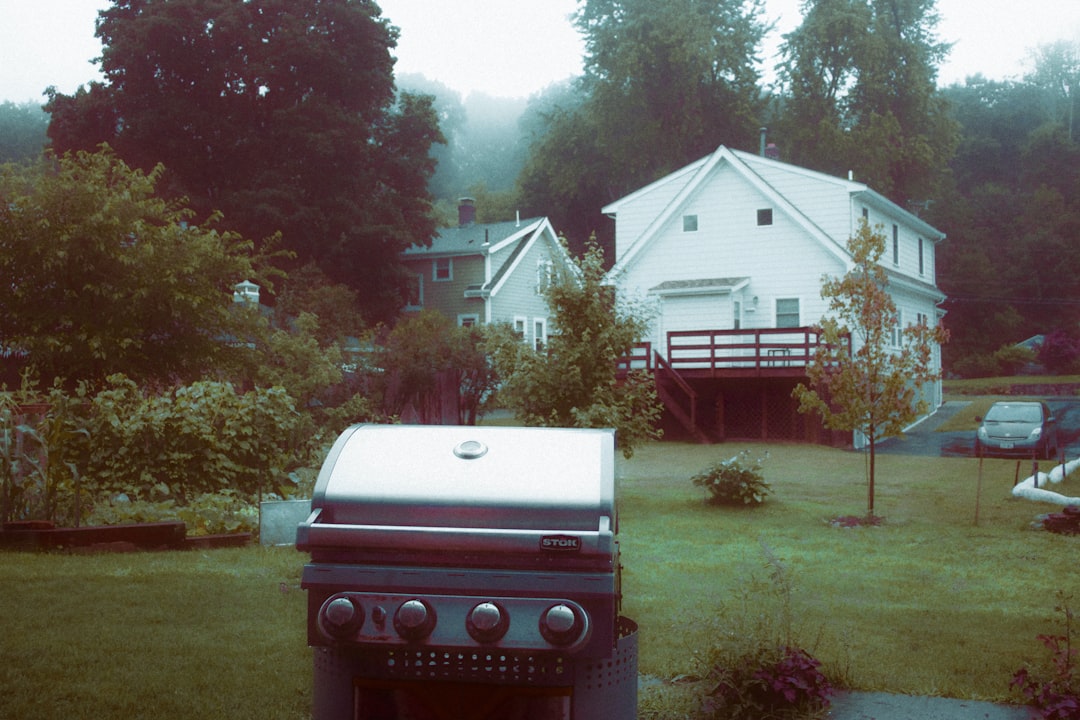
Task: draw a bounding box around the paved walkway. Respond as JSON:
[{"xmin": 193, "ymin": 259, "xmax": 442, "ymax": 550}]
[{"xmin": 830, "ymin": 691, "xmax": 1036, "ymax": 719}]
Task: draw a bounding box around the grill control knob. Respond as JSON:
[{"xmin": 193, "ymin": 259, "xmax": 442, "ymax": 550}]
[
  {"xmin": 540, "ymin": 603, "xmax": 583, "ymax": 646},
  {"xmin": 320, "ymin": 596, "xmax": 363, "ymax": 639},
  {"xmin": 394, "ymin": 599, "xmax": 436, "ymax": 641},
  {"xmin": 467, "ymin": 602, "xmax": 509, "ymax": 643}
]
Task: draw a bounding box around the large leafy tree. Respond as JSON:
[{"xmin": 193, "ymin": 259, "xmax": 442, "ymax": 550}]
[
  {"xmin": 775, "ymin": 0, "xmax": 956, "ymax": 204},
  {"xmin": 489, "ymin": 238, "xmax": 662, "ymax": 457},
  {"xmin": 518, "ymin": 0, "xmax": 768, "ymax": 254},
  {"xmin": 794, "ymin": 222, "xmax": 947, "ymax": 517},
  {"xmin": 45, "ymin": 0, "xmax": 443, "ymax": 322},
  {"xmin": 0, "ymin": 102, "xmax": 50, "ymax": 164},
  {"xmin": 932, "ymin": 58, "xmax": 1080, "ymax": 372},
  {"xmin": 0, "ymin": 149, "xmax": 268, "ymax": 387}
]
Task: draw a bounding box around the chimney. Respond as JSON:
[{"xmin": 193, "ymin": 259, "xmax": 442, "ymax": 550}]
[
  {"xmin": 765, "ymin": 143, "xmax": 780, "ymax": 160},
  {"xmin": 458, "ymin": 197, "xmax": 476, "ymax": 226},
  {"xmin": 759, "ymin": 127, "xmax": 767, "ymax": 156}
]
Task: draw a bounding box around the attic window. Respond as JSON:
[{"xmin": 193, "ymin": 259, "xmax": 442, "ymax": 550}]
[
  {"xmin": 757, "ymin": 208, "xmax": 773, "ymax": 226},
  {"xmin": 682, "ymin": 214, "xmax": 698, "ymax": 232}
]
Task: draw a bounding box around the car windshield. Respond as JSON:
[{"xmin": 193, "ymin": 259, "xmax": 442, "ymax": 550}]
[{"xmin": 985, "ymin": 404, "xmax": 1042, "ymax": 423}]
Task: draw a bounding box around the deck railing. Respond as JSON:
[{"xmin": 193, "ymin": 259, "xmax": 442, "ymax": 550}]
[{"xmin": 624, "ymin": 327, "xmax": 840, "ymax": 376}]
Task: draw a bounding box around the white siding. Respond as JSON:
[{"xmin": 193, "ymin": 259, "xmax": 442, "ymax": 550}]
[
  {"xmin": 617, "ymin": 164, "xmax": 845, "ymax": 354},
  {"xmin": 489, "ymin": 230, "xmax": 559, "ymax": 346}
]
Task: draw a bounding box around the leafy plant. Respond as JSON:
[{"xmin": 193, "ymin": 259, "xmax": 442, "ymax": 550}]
[
  {"xmin": 697, "ymin": 544, "xmax": 833, "ymax": 719},
  {"xmin": 488, "ymin": 237, "xmax": 662, "ymax": 458},
  {"xmin": 1012, "ymin": 593, "xmax": 1079, "ymax": 719},
  {"xmin": 704, "ymin": 645, "xmax": 833, "ymax": 720},
  {"xmin": 692, "ymin": 450, "xmax": 770, "ymax": 506}
]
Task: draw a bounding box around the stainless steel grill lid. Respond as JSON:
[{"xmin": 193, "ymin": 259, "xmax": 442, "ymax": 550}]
[{"xmin": 297, "ymin": 425, "xmax": 617, "ymax": 557}]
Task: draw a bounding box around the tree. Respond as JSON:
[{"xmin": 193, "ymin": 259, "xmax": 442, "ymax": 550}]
[
  {"xmin": 775, "ymin": 0, "xmax": 956, "ymax": 204},
  {"xmin": 0, "ymin": 102, "xmax": 50, "ymax": 164},
  {"xmin": 489, "ymin": 237, "xmax": 662, "ymax": 457},
  {"xmin": 518, "ymin": 0, "xmax": 768, "ymax": 254},
  {"xmin": 45, "ymin": 0, "xmax": 443, "ymax": 322},
  {"xmin": 0, "ymin": 149, "xmax": 268, "ymax": 387},
  {"xmin": 373, "ymin": 310, "xmax": 499, "ymax": 425},
  {"xmin": 794, "ymin": 221, "xmax": 947, "ymax": 517}
]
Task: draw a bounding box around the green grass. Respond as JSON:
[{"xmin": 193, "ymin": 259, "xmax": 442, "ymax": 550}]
[
  {"xmin": 0, "ymin": 547, "xmax": 311, "ymax": 720},
  {"xmin": 617, "ymin": 442, "xmax": 1075, "ymax": 702},
  {"xmin": 0, "ymin": 441, "xmax": 1075, "ymax": 717}
]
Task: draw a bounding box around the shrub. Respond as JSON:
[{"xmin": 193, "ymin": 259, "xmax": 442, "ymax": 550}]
[
  {"xmin": 80, "ymin": 375, "xmax": 303, "ymax": 502},
  {"xmin": 952, "ymin": 344, "xmax": 1036, "ymax": 378},
  {"xmin": 703, "ymin": 645, "xmax": 833, "ymax": 720},
  {"xmin": 1012, "ymin": 593, "xmax": 1079, "ymax": 719},
  {"xmin": 1039, "ymin": 330, "xmax": 1080, "ymax": 375},
  {"xmin": 692, "ymin": 450, "xmax": 770, "ymax": 506},
  {"xmin": 85, "ymin": 489, "xmax": 260, "ymax": 537},
  {"xmin": 697, "ymin": 545, "xmax": 834, "ymax": 720},
  {"xmin": 992, "ymin": 345, "xmax": 1036, "ymax": 375}
]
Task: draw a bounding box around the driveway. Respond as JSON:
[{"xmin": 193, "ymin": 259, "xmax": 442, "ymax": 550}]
[{"xmin": 875, "ymin": 398, "xmax": 1080, "ymax": 458}]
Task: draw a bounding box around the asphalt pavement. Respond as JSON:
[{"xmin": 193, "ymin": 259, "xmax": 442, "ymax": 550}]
[{"xmin": 829, "ymin": 691, "xmax": 1036, "ymax": 720}]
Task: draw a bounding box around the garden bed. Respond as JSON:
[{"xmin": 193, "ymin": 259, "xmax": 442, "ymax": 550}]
[{"xmin": 0, "ymin": 520, "xmax": 250, "ymax": 551}]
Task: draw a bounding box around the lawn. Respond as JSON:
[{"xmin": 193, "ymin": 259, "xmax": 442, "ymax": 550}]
[
  {"xmin": 0, "ymin": 440, "xmax": 1075, "ymax": 718},
  {"xmin": 619, "ymin": 442, "xmax": 1074, "ymax": 705}
]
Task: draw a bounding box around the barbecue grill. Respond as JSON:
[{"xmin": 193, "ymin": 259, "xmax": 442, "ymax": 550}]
[{"xmin": 298, "ymin": 424, "xmax": 638, "ymax": 720}]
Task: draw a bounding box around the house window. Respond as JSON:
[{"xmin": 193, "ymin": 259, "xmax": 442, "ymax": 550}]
[
  {"xmin": 405, "ymin": 273, "xmax": 423, "ymax": 309},
  {"xmin": 682, "ymin": 214, "xmax": 698, "ymax": 232},
  {"xmin": 513, "ymin": 316, "xmax": 527, "ymax": 342},
  {"xmin": 892, "ymin": 225, "xmax": 899, "ymax": 265},
  {"xmin": 433, "ymin": 257, "xmax": 452, "ymax": 282},
  {"xmin": 536, "ymin": 258, "xmax": 554, "ymax": 294},
  {"xmin": 458, "ymin": 314, "xmax": 479, "ymax": 327},
  {"xmin": 918, "ymin": 238, "xmax": 925, "ymax": 275},
  {"xmin": 891, "ymin": 310, "xmax": 903, "ymax": 347},
  {"xmin": 757, "ymin": 208, "xmax": 773, "ymax": 226},
  {"xmin": 862, "ymin": 207, "xmax": 869, "ymax": 221},
  {"xmin": 534, "ymin": 318, "xmax": 547, "ymax": 352},
  {"xmin": 775, "ymin": 298, "xmax": 800, "ymax": 328}
]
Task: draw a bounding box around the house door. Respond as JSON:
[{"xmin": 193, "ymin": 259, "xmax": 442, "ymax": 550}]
[{"xmin": 658, "ymin": 294, "xmax": 729, "ymax": 361}]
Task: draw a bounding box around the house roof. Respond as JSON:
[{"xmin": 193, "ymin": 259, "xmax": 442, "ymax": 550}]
[
  {"xmin": 649, "ymin": 277, "xmax": 750, "ymax": 295},
  {"xmin": 604, "ymin": 145, "xmax": 946, "ymax": 281},
  {"xmin": 403, "ymin": 216, "xmax": 546, "ymax": 258},
  {"xmin": 403, "ymin": 216, "xmax": 570, "ymax": 299}
]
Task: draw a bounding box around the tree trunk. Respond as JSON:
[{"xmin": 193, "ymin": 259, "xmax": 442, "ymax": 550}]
[{"xmin": 867, "ymin": 433, "xmax": 876, "ymax": 517}]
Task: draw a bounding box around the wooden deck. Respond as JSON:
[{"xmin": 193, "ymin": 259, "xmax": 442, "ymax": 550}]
[
  {"xmin": 619, "ymin": 327, "xmax": 829, "ymax": 379},
  {"xmin": 618, "ymin": 327, "xmax": 846, "ymax": 443}
]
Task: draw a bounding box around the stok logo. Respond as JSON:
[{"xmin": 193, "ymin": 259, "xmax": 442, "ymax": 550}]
[{"xmin": 541, "ymin": 535, "xmax": 581, "ymax": 552}]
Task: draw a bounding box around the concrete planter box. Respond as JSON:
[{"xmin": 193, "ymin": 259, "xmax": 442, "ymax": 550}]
[{"xmin": 260, "ymin": 499, "xmax": 311, "ymax": 546}]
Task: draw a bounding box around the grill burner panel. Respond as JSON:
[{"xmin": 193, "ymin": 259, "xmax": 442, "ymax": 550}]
[{"xmin": 317, "ymin": 592, "xmax": 592, "ymax": 652}]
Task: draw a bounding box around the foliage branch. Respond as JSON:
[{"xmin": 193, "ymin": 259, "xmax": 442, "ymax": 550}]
[{"xmin": 794, "ymin": 221, "xmax": 947, "ymax": 516}]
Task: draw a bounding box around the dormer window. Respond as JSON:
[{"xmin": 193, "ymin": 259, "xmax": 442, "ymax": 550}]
[
  {"xmin": 682, "ymin": 214, "xmax": 698, "ymax": 232},
  {"xmin": 433, "ymin": 257, "xmax": 452, "ymax": 282},
  {"xmin": 757, "ymin": 208, "xmax": 773, "ymax": 226}
]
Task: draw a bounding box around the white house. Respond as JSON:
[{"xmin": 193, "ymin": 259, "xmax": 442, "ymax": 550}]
[
  {"xmin": 603, "ymin": 145, "xmax": 946, "ymax": 444},
  {"xmin": 401, "ymin": 198, "xmax": 575, "ymax": 350}
]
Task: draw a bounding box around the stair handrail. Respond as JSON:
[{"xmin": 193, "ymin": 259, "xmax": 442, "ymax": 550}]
[{"xmin": 654, "ymin": 349, "xmax": 697, "ymax": 427}]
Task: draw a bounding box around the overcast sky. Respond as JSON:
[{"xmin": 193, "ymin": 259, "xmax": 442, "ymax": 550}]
[{"xmin": 2, "ymin": 0, "xmax": 1079, "ymax": 104}]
